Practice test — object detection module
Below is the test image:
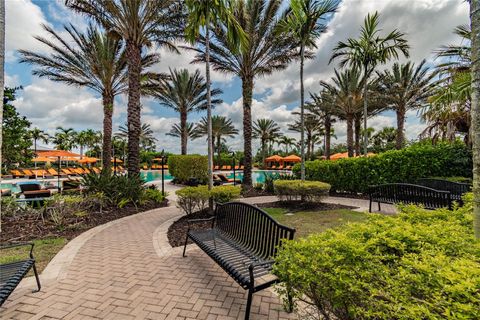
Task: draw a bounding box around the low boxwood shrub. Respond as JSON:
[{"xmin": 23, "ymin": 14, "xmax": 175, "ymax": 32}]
[
  {"xmin": 273, "ymin": 194, "xmax": 480, "ymax": 320},
  {"xmin": 274, "ymin": 180, "xmax": 331, "ymax": 202},
  {"xmin": 210, "ymin": 185, "xmax": 241, "ymax": 204},
  {"xmin": 175, "ymin": 185, "xmax": 210, "ymax": 215},
  {"xmin": 293, "ymin": 141, "xmax": 472, "ymax": 194},
  {"xmin": 168, "ymin": 155, "xmax": 208, "ymax": 184}
]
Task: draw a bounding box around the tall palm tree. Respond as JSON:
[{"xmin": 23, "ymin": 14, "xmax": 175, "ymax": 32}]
[
  {"xmin": 331, "ymin": 11, "xmax": 409, "ymax": 155},
  {"xmin": 378, "ymin": 60, "xmax": 435, "ymax": 149},
  {"xmin": 29, "ymin": 128, "xmax": 50, "ymax": 154},
  {"xmin": 470, "ymin": 0, "xmax": 480, "ymax": 238},
  {"xmin": 66, "ymin": 0, "xmax": 184, "ymax": 176},
  {"xmin": 167, "ymin": 122, "xmax": 198, "ymax": 144},
  {"xmin": 277, "ymin": 136, "xmax": 296, "ymax": 154},
  {"xmin": 155, "ymin": 68, "xmax": 222, "ymax": 155},
  {"xmin": 193, "ymin": 115, "xmax": 239, "ymax": 164},
  {"xmin": 320, "ymin": 68, "xmax": 365, "ymax": 157},
  {"xmin": 18, "ymin": 24, "xmax": 136, "ymax": 173},
  {"xmin": 308, "ymin": 90, "xmax": 336, "ymax": 159},
  {"xmin": 253, "ymin": 118, "xmax": 281, "ymax": 166},
  {"xmin": 277, "ymin": 0, "xmax": 338, "ymax": 181},
  {"xmin": 117, "ymin": 123, "xmax": 157, "ymax": 152},
  {"xmin": 190, "ymin": 0, "xmax": 298, "ymax": 190},
  {"xmin": 53, "ymin": 127, "xmax": 77, "ymax": 151},
  {"xmin": 289, "ymin": 113, "xmax": 322, "ymax": 160},
  {"xmin": 0, "ymin": 0, "xmax": 4, "ymax": 177}
]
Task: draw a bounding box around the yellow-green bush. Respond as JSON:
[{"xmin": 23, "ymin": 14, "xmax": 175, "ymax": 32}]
[
  {"xmin": 175, "ymin": 185, "xmax": 210, "ymax": 215},
  {"xmin": 209, "ymin": 185, "xmax": 241, "ymax": 204},
  {"xmin": 168, "ymin": 155, "xmax": 208, "ymax": 184},
  {"xmin": 273, "ymin": 194, "xmax": 480, "ymax": 319},
  {"xmin": 274, "ymin": 180, "xmax": 331, "ymax": 202}
]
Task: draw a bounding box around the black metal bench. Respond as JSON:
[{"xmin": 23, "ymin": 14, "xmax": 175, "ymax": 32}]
[
  {"xmin": 416, "ymin": 178, "xmax": 471, "ymax": 202},
  {"xmin": 0, "ymin": 243, "xmax": 41, "ymax": 306},
  {"xmin": 368, "ymin": 183, "xmax": 452, "ymax": 212},
  {"xmin": 183, "ymin": 202, "xmax": 295, "ymax": 320}
]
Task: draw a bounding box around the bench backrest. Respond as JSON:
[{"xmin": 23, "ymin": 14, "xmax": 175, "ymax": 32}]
[
  {"xmin": 215, "ymin": 202, "xmax": 295, "ymax": 260},
  {"xmin": 416, "ymin": 179, "xmax": 471, "ymax": 199},
  {"xmin": 369, "ymin": 183, "xmax": 451, "ymax": 209}
]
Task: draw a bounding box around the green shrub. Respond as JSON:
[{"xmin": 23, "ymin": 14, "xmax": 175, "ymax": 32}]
[
  {"xmin": 168, "ymin": 155, "xmax": 208, "ymax": 184},
  {"xmin": 210, "ymin": 185, "xmax": 241, "ymax": 204},
  {"xmin": 274, "ymin": 180, "xmax": 331, "ymax": 202},
  {"xmin": 273, "ymin": 194, "xmax": 480, "ymax": 319},
  {"xmin": 293, "ymin": 141, "xmax": 472, "ymax": 194},
  {"xmin": 82, "ymin": 173, "xmax": 146, "ymax": 208},
  {"xmin": 143, "ymin": 188, "xmax": 167, "ymax": 204},
  {"xmin": 175, "ymin": 185, "xmax": 210, "ymax": 215}
]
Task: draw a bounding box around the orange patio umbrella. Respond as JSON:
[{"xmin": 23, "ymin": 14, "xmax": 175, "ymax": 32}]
[
  {"xmin": 265, "ymin": 155, "xmax": 283, "ymax": 162},
  {"xmin": 282, "ymin": 154, "xmax": 301, "ymax": 163},
  {"xmin": 37, "ymin": 150, "xmax": 81, "ymax": 158},
  {"xmin": 330, "ymin": 152, "xmax": 349, "ymax": 160},
  {"xmin": 31, "ymin": 156, "xmax": 52, "ymax": 162},
  {"xmin": 111, "ymin": 158, "xmax": 123, "ymax": 163},
  {"xmin": 78, "ymin": 157, "xmax": 98, "ymax": 164}
]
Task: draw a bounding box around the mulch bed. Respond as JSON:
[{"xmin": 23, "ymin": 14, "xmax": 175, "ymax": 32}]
[
  {"xmin": 1, "ymin": 200, "xmax": 168, "ymax": 243},
  {"xmin": 167, "ymin": 209, "xmax": 213, "ymax": 248},
  {"xmin": 255, "ymin": 201, "xmax": 356, "ymax": 212}
]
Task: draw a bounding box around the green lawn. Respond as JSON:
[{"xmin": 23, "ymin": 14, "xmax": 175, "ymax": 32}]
[
  {"xmin": 264, "ymin": 207, "xmax": 367, "ymax": 238},
  {"xmin": 0, "ymin": 238, "xmax": 67, "ymax": 273}
]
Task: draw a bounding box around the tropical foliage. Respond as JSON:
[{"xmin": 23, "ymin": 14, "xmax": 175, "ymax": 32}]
[{"xmin": 253, "ymin": 118, "xmax": 281, "ymax": 166}]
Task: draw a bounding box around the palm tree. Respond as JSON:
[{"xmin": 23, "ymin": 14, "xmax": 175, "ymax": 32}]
[
  {"xmin": 67, "ymin": 0, "xmax": 184, "ymax": 176},
  {"xmin": 185, "ymin": 0, "xmax": 245, "ymax": 193},
  {"xmin": 18, "ymin": 24, "xmax": 136, "ymax": 173},
  {"xmin": 0, "ymin": 0, "xmax": 4, "ymax": 175},
  {"xmin": 378, "ymin": 60, "xmax": 435, "ymax": 149},
  {"xmin": 53, "ymin": 127, "xmax": 77, "ymax": 151},
  {"xmin": 308, "ymin": 90, "xmax": 336, "ymax": 159},
  {"xmin": 288, "ymin": 113, "xmax": 322, "ymax": 160},
  {"xmin": 29, "ymin": 128, "xmax": 49, "ymax": 154},
  {"xmin": 253, "ymin": 118, "xmax": 281, "ymax": 167},
  {"xmin": 166, "ymin": 122, "xmax": 198, "ymax": 142},
  {"xmin": 330, "ymin": 11, "xmax": 409, "ymax": 155},
  {"xmin": 190, "ymin": 0, "xmax": 298, "ymax": 190},
  {"xmin": 155, "ymin": 68, "xmax": 222, "ymax": 155},
  {"xmin": 277, "ymin": 0, "xmax": 338, "ymax": 180},
  {"xmin": 117, "ymin": 123, "xmax": 157, "ymax": 152},
  {"xmin": 277, "ymin": 136, "xmax": 296, "ymax": 154},
  {"xmin": 470, "ymin": 0, "xmax": 480, "ymax": 238},
  {"xmin": 193, "ymin": 115, "xmax": 239, "ymax": 164},
  {"xmin": 320, "ymin": 68, "xmax": 365, "ymax": 157}
]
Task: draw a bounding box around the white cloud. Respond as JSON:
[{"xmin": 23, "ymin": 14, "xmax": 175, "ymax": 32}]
[{"xmin": 5, "ymin": 73, "xmax": 20, "ymax": 87}]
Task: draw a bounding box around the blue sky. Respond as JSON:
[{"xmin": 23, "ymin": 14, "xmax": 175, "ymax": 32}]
[{"xmin": 5, "ymin": 0, "xmax": 469, "ymax": 154}]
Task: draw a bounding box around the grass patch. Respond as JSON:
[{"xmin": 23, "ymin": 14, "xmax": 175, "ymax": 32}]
[
  {"xmin": 264, "ymin": 208, "xmax": 367, "ymax": 238},
  {"xmin": 0, "ymin": 238, "xmax": 67, "ymax": 274}
]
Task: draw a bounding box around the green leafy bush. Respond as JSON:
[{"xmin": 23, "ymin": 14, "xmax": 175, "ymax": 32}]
[
  {"xmin": 274, "ymin": 180, "xmax": 331, "ymax": 202},
  {"xmin": 168, "ymin": 155, "xmax": 208, "ymax": 184},
  {"xmin": 82, "ymin": 173, "xmax": 146, "ymax": 207},
  {"xmin": 143, "ymin": 188, "xmax": 167, "ymax": 204},
  {"xmin": 293, "ymin": 141, "xmax": 472, "ymax": 194},
  {"xmin": 273, "ymin": 194, "xmax": 480, "ymax": 320},
  {"xmin": 210, "ymin": 185, "xmax": 241, "ymax": 204},
  {"xmin": 175, "ymin": 185, "xmax": 210, "ymax": 215}
]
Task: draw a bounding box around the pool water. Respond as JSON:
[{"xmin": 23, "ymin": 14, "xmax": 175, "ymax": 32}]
[{"xmin": 140, "ymin": 170, "xmax": 173, "ymax": 182}]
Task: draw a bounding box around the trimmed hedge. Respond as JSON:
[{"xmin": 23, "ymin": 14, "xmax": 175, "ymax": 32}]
[
  {"xmin": 273, "ymin": 194, "xmax": 480, "ymax": 319},
  {"xmin": 274, "ymin": 180, "xmax": 331, "ymax": 202},
  {"xmin": 168, "ymin": 154, "xmax": 208, "ymax": 184},
  {"xmin": 175, "ymin": 185, "xmax": 241, "ymax": 215},
  {"xmin": 293, "ymin": 142, "xmax": 472, "ymax": 194},
  {"xmin": 210, "ymin": 185, "xmax": 241, "ymax": 204}
]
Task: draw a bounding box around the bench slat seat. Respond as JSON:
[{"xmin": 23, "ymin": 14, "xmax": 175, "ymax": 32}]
[
  {"xmin": 0, "ymin": 243, "xmax": 41, "ymax": 306},
  {"xmin": 183, "ymin": 202, "xmax": 295, "ymax": 320}
]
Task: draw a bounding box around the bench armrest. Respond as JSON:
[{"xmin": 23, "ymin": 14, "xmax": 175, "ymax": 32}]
[
  {"xmin": 186, "ymin": 216, "xmax": 215, "ymax": 230},
  {"xmin": 0, "ymin": 242, "xmax": 35, "ymax": 259}
]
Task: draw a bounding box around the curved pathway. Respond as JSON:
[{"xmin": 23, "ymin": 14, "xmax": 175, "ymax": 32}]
[{"xmin": 0, "ymin": 196, "xmax": 394, "ymax": 320}]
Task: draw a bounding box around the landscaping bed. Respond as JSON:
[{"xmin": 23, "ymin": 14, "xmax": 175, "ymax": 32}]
[{"xmin": 167, "ymin": 209, "xmax": 213, "ymax": 247}]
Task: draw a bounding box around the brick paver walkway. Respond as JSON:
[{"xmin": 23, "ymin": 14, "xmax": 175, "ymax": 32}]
[{"xmin": 0, "ymin": 203, "xmax": 295, "ymax": 320}]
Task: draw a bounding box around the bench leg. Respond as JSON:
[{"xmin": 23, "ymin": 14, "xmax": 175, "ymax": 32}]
[
  {"xmin": 369, "ymin": 198, "xmax": 372, "ymax": 213},
  {"xmin": 378, "ymin": 201, "xmax": 381, "ymax": 212},
  {"xmin": 182, "ymin": 234, "xmax": 189, "ymax": 257},
  {"xmin": 245, "ymin": 288, "xmax": 253, "ymax": 320},
  {"xmin": 32, "ymin": 263, "xmax": 41, "ymax": 292}
]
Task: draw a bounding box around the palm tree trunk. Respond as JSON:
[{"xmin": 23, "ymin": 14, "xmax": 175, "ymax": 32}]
[
  {"xmin": 180, "ymin": 110, "xmax": 188, "ymax": 155},
  {"xmin": 396, "ymin": 107, "xmax": 405, "ymax": 149},
  {"xmin": 363, "ymin": 64, "xmax": 369, "ymax": 156},
  {"xmin": 242, "ymin": 75, "xmax": 254, "ymax": 189},
  {"xmin": 354, "ymin": 116, "xmax": 361, "ymax": 156},
  {"xmin": 217, "ymin": 136, "xmax": 221, "ymax": 166},
  {"xmin": 102, "ymin": 92, "xmax": 113, "ymax": 174},
  {"xmin": 470, "ymin": 0, "xmax": 480, "ymax": 239},
  {"xmin": 325, "ymin": 117, "xmax": 331, "ymax": 160},
  {"xmin": 126, "ymin": 40, "xmax": 142, "ymax": 176},
  {"xmin": 347, "ymin": 114, "xmax": 354, "ymax": 157},
  {"xmin": 205, "ymin": 19, "xmax": 214, "ymax": 192},
  {"xmin": 300, "ymin": 44, "xmax": 306, "ymax": 181},
  {"xmin": 0, "ymin": 0, "xmax": 4, "ymax": 180},
  {"xmin": 261, "ymin": 138, "xmax": 266, "ymax": 168}
]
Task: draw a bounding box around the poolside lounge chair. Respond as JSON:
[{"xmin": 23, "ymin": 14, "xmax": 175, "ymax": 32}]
[
  {"xmin": 278, "ymin": 165, "xmax": 284, "ymax": 170},
  {"xmin": 240, "ymin": 165, "xmax": 244, "ymax": 170},
  {"xmin": 271, "ymin": 165, "xmax": 277, "ymax": 170},
  {"xmin": 48, "ymin": 168, "xmax": 68, "ymax": 178},
  {"xmin": 234, "ymin": 165, "xmax": 239, "ymax": 170},
  {"xmin": 143, "ymin": 165, "xmax": 148, "ymax": 170},
  {"xmin": 61, "ymin": 168, "xmax": 75, "ymax": 176},
  {"xmin": 2, "ymin": 175, "xmax": 13, "ymax": 180},
  {"xmin": 212, "ymin": 175, "xmax": 223, "ymax": 186},
  {"xmin": 22, "ymin": 169, "xmax": 36, "ymax": 179},
  {"xmin": 286, "ymin": 165, "xmax": 292, "ymax": 170},
  {"xmin": 18, "ymin": 182, "xmax": 52, "ymax": 199},
  {"xmin": 225, "ymin": 165, "xmax": 232, "ymax": 170},
  {"xmin": 221, "ymin": 165, "xmax": 227, "ymax": 170},
  {"xmin": 216, "ymin": 173, "xmax": 241, "ymax": 184},
  {"xmin": 10, "ymin": 170, "xmax": 25, "ymax": 178},
  {"xmin": 92, "ymin": 167, "xmax": 101, "ymax": 174},
  {"xmin": 83, "ymin": 168, "xmax": 91, "ymax": 174}
]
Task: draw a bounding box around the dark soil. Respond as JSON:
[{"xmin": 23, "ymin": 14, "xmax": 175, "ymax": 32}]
[
  {"xmin": 167, "ymin": 209, "xmax": 213, "ymax": 248},
  {"xmin": 241, "ymin": 189, "xmax": 274, "ymax": 198},
  {"xmin": 256, "ymin": 201, "xmax": 356, "ymax": 212},
  {"xmin": 1, "ymin": 200, "xmax": 168, "ymax": 243}
]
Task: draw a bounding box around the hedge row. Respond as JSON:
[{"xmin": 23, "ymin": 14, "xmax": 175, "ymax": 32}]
[
  {"xmin": 168, "ymin": 155, "xmax": 208, "ymax": 184},
  {"xmin": 273, "ymin": 194, "xmax": 480, "ymax": 319},
  {"xmin": 175, "ymin": 185, "xmax": 241, "ymax": 215},
  {"xmin": 293, "ymin": 142, "xmax": 472, "ymax": 194},
  {"xmin": 274, "ymin": 180, "xmax": 331, "ymax": 202}
]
